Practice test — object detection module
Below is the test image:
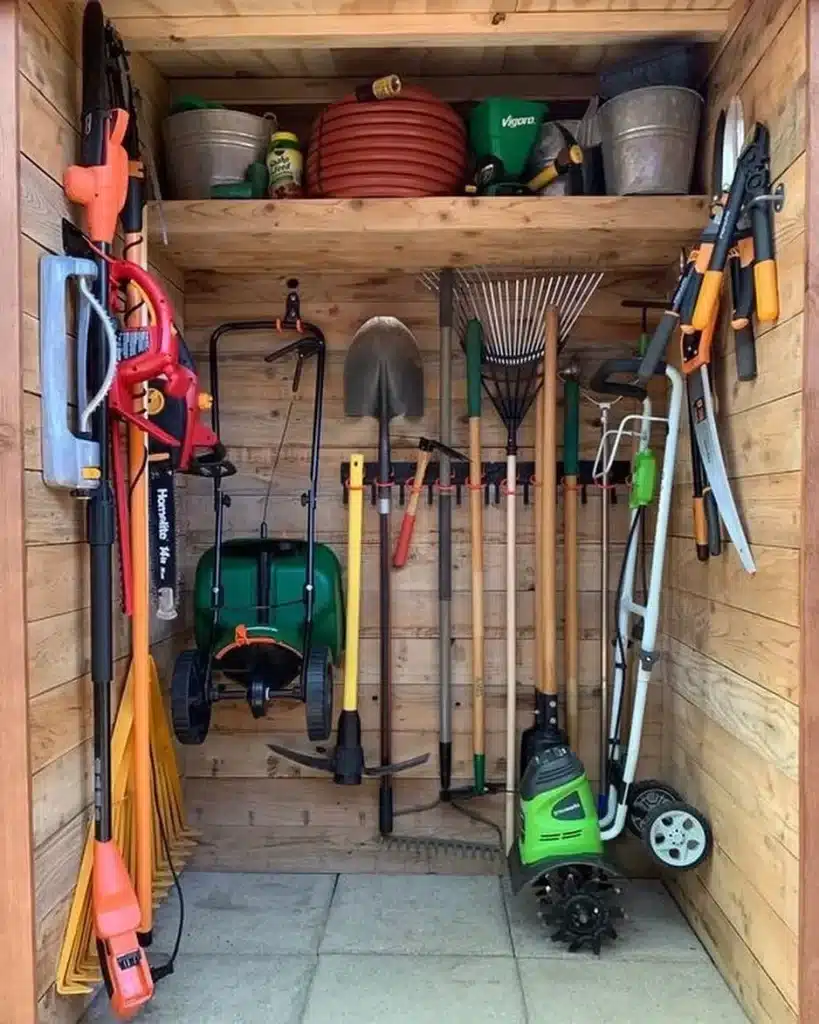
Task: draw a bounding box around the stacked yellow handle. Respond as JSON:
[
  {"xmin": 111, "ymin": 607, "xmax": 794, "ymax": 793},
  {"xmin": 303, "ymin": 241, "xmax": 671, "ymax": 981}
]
[{"xmin": 343, "ymin": 454, "xmax": 365, "ymax": 712}]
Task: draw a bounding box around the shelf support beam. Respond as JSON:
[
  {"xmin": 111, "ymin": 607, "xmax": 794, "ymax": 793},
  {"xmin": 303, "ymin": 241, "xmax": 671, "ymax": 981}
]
[{"xmin": 114, "ymin": 10, "xmax": 732, "ymax": 52}]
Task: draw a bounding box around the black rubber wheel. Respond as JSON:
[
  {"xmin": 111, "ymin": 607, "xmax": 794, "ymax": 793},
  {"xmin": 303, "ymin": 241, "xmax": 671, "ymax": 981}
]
[
  {"xmin": 626, "ymin": 779, "xmax": 684, "ymax": 837},
  {"xmin": 642, "ymin": 801, "xmax": 713, "ymax": 872},
  {"xmin": 171, "ymin": 650, "xmax": 212, "ymax": 745},
  {"xmin": 305, "ymin": 645, "xmax": 333, "ymax": 742}
]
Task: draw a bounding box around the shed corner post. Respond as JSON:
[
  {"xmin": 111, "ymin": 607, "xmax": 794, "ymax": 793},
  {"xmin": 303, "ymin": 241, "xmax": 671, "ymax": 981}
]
[
  {"xmin": 0, "ymin": 0, "xmax": 37, "ymax": 1020},
  {"xmin": 802, "ymin": 0, "xmax": 819, "ymax": 1017}
]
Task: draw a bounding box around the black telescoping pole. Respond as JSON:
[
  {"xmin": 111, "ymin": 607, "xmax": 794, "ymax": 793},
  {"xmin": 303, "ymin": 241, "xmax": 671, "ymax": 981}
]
[{"xmin": 377, "ymin": 384, "xmax": 393, "ymax": 836}]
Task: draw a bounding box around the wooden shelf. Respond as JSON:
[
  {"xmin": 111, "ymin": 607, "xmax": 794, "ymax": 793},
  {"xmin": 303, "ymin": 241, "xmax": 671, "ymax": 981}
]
[{"xmin": 147, "ymin": 195, "xmax": 708, "ymax": 275}]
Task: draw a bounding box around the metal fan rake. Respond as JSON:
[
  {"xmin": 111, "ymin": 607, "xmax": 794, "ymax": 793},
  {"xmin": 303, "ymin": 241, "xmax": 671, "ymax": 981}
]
[{"xmin": 417, "ymin": 267, "xmax": 604, "ymax": 854}]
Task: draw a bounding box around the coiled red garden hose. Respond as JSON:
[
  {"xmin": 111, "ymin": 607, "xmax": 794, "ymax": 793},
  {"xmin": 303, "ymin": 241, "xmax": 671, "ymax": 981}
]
[{"xmin": 307, "ymin": 87, "xmax": 467, "ymax": 198}]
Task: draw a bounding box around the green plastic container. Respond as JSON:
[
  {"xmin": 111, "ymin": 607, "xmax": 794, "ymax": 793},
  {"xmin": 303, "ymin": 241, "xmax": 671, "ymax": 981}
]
[{"xmin": 469, "ymin": 98, "xmax": 549, "ymax": 178}]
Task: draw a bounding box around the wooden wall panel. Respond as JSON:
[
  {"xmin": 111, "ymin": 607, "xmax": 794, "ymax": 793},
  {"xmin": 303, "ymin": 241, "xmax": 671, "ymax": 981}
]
[
  {"xmin": 17, "ymin": 2, "xmax": 180, "ymax": 1020},
  {"xmin": 661, "ymin": 0, "xmax": 805, "ymax": 1019},
  {"xmin": 181, "ymin": 267, "xmax": 666, "ymax": 874}
]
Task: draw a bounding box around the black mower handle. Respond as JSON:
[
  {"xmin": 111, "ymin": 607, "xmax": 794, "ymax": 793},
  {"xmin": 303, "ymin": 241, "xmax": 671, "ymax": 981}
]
[{"xmin": 589, "ymin": 357, "xmax": 660, "ymax": 400}]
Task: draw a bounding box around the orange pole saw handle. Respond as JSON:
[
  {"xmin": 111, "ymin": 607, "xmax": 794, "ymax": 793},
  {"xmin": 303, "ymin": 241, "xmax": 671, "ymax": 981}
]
[
  {"xmin": 63, "ymin": 109, "xmax": 130, "ymax": 245},
  {"xmin": 93, "ymin": 840, "xmax": 153, "ymax": 1018},
  {"xmin": 393, "ymin": 447, "xmax": 432, "ymax": 568}
]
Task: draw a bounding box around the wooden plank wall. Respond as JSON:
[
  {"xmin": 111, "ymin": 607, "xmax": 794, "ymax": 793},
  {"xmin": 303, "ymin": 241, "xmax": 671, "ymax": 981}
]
[
  {"xmin": 18, "ymin": 3, "xmax": 185, "ymax": 1021},
  {"xmin": 181, "ymin": 267, "xmax": 668, "ymax": 874},
  {"xmin": 660, "ymin": 0, "xmax": 805, "ymax": 1020}
]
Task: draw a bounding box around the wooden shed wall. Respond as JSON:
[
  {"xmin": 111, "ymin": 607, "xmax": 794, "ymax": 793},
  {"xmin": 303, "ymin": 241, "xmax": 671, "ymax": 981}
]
[
  {"xmin": 660, "ymin": 0, "xmax": 804, "ymax": 1020},
  {"xmin": 18, "ymin": 3, "xmax": 186, "ymax": 1020},
  {"xmin": 180, "ymin": 268, "xmax": 667, "ymax": 873}
]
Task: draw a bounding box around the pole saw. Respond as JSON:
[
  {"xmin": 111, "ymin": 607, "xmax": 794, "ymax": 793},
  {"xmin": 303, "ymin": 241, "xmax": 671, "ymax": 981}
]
[{"xmin": 61, "ymin": 1, "xmax": 153, "ymax": 1015}]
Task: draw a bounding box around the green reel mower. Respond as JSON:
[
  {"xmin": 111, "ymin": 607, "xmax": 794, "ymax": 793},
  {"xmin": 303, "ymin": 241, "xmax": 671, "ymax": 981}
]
[{"xmin": 171, "ymin": 289, "xmax": 345, "ymax": 746}]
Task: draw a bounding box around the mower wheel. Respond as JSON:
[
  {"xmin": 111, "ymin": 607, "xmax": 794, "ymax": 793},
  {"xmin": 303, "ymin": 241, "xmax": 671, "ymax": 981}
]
[
  {"xmin": 171, "ymin": 650, "xmax": 212, "ymax": 745},
  {"xmin": 626, "ymin": 779, "xmax": 684, "ymax": 837},
  {"xmin": 305, "ymin": 645, "xmax": 334, "ymax": 742},
  {"xmin": 642, "ymin": 801, "xmax": 713, "ymax": 872}
]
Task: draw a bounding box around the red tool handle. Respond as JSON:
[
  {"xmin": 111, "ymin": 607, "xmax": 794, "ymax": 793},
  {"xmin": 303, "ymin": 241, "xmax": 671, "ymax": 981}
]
[
  {"xmin": 393, "ymin": 448, "xmax": 432, "ymax": 568},
  {"xmin": 108, "ymin": 260, "xmax": 183, "ymax": 391},
  {"xmin": 393, "ymin": 513, "xmax": 419, "ymax": 569}
]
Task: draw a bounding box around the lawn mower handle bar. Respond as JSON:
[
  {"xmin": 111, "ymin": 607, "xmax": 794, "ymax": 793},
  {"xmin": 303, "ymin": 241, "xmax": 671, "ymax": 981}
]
[{"xmin": 207, "ymin": 318, "xmax": 326, "ymax": 440}]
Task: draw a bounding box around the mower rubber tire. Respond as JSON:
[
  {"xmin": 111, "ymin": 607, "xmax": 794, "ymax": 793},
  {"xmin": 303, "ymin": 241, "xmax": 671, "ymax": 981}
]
[
  {"xmin": 171, "ymin": 650, "xmax": 212, "ymax": 745},
  {"xmin": 642, "ymin": 801, "xmax": 713, "ymax": 871},
  {"xmin": 626, "ymin": 779, "xmax": 684, "ymax": 837},
  {"xmin": 305, "ymin": 644, "xmax": 334, "ymax": 742}
]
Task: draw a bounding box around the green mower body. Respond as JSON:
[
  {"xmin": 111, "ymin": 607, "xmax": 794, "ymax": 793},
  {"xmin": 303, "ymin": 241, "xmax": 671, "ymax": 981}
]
[
  {"xmin": 194, "ymin": 538, "xmax": 344, "ymax": 674},
  {"xmin": 508, "ymin": 744, "xmax": 604, "ymax": 893}
]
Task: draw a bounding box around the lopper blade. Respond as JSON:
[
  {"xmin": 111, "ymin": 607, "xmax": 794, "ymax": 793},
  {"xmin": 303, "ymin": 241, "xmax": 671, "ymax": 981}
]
[{"xmin": 689, "ymin": 367, "xmax": 756, "ymax": 573}]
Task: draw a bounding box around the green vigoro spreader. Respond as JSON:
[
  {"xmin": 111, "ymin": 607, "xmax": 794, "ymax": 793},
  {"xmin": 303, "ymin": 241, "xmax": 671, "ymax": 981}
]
[
  {"xmin": 469, "ymin": 98, "xmax": 548, "ymax": 178},
  {"xmin": 170, "ymin": 291, "xmax": 345, "ymax": 748}
]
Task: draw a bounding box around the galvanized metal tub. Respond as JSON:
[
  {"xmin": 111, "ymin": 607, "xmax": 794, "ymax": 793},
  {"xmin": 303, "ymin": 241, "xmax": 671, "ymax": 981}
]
[
  {"xmin": 163, "ymin": 108, "xmax": 275, "ymax": 199},
  {"xmin": 598, "ymin": 86, "xmax": 702, "ymax": 195}
]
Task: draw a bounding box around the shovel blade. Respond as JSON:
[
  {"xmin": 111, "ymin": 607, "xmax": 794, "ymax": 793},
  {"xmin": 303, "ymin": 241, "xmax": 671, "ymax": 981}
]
[{"xmin": 344, "ymin": 316, "xmax": 424, "ymax": 420}]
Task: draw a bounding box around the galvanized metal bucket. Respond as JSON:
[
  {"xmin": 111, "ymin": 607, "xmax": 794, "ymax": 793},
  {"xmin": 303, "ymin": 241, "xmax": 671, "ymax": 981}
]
[
  {"xmin": 598, "ymin": 86, "xmax": 703, "ymax": 195},
  {"xmin": 163, "ymin": 108, "xmax": 276, "ymax": 199}
]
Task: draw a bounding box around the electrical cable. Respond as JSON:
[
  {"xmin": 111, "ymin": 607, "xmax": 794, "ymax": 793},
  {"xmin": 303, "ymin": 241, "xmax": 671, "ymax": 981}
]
[
  {"xmin": 260, "ymin": 391, "xmax": 296, "ymax": 533},
  {"xmin": 610, "ymin": 507, "xmax": 644, "ymax": 759},
  {"xmin": 147, "ymin": 750, "xmax": 184, "ymax": 981},
  {"xmin": 77, "ymin": 275, "xmax": 118, "ymax": 433},
  {"xmin": 450, "ymin": 799, "xmax": 504, "ymax": 850}
]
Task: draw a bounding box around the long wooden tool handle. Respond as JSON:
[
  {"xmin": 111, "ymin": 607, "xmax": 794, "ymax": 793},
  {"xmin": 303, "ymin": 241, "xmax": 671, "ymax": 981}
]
[
  {"xmin": 534, "ymin": 387, "xmax": 545, "ymax": 701},
  {"xmin": 540, "ymin": 306, "xmax": 559, "ymax": 700},
  {"xmin": 562, "ymin": 374, "xmax": 580, "ymax": 749},
  {"xmin": 465, "ymin": 319, "xmax": 486, "ymax": 792},
  {"xmin": 469, "ymin": 417, "xmax": 486, "ymax": 790},
  {"xmin": 504, "ymin": 452, "xmax": 517, "ymax": 853},
  {"xmin": 392, "ymin": 447, "xmax": 431, "ymax": 568},
  {"xmin": 125, "ymin": 216, "xmax": 154, "ymax": 939}
]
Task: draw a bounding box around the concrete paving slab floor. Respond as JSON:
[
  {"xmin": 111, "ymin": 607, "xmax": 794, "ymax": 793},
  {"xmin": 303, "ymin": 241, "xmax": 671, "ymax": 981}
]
[{"xmin": 83, "ymin": 872, "xmax": 748, "ymax": 1023}]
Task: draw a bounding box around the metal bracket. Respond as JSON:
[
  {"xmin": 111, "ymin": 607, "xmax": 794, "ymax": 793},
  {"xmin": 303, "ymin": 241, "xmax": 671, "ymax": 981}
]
[
  {"xmin": 747, "ymin": 182, "xmax": 785, "ymax": 213},
  {"xmin": 640, "ymin": 648, "xmax": 661, "ymax": 671}
]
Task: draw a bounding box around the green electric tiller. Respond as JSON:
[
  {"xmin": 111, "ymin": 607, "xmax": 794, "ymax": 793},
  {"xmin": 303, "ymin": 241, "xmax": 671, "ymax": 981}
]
[
  {"xmin": 508, "ymin": 357, "xmax": 713, "ymax": 953},
  {"xmin": 171, "ymin": 288, "xmax": 344, "ymax": 745}
]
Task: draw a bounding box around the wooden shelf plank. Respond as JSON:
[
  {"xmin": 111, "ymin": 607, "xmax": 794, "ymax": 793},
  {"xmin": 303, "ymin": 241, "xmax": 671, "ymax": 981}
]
[
  {"xmin": 147, "ymin": 195, "xmax": 708, "ymax": 274},
  {"xmin": 115, "ymin": 10, "xmax": 731, "ymax": 52},
  {"xmin": 166, "ymin": 73, "xmax": 599, "ymax": 107}
]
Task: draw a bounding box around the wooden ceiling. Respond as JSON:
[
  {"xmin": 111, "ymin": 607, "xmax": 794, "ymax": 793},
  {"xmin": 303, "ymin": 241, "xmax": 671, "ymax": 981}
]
[{"xmin": 106, "ymin": 1, "xmax": 736, "ymax": 81}]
